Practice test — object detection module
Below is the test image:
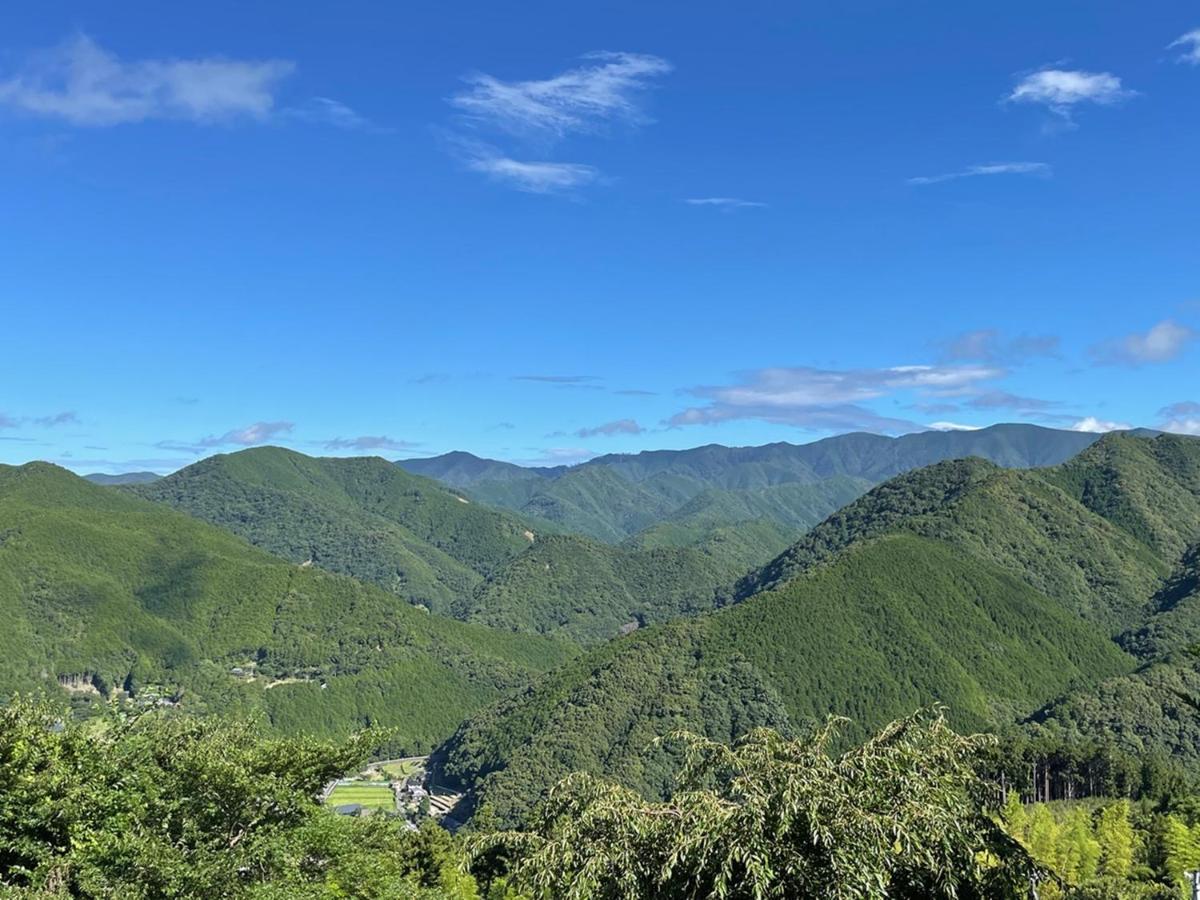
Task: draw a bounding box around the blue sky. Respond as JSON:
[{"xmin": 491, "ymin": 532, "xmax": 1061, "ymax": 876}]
[{"xmin": 2, "ymin": 1, "xmax": 1198, "ymax": 473}]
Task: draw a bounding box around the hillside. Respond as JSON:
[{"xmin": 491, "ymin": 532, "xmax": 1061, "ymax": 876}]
[
  {"xmin": 432, "ymin": 433, "xmax": 1200, "ymax": 826},
  {"xmin": 127, "ymin": 447, "xmax": 791, "ymax": 642},
  {"xmin": 460, "ymin": 529, "xmax": 779, "ymax": 643},
  {"xmin": 0, "ymin": 462, "xmax": 575, "ymax": 752},
  {"xmin": 399, "ymin": 424, "xmax": 1099, "ymax": 544},
  {"xmin": 130, "ymin": 447, "xmax": 541, "ymax": 616}
]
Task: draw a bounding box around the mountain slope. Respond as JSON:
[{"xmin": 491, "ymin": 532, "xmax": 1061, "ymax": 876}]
[
  {"xmin": 461, "ymin": 529, "xmax": 779, "ymax": 643},
  {"xmin": 131, "ymin": 447, "xmax": 540, "ymax": 615},
  {"xmin": 432, "ymin": 433, "xmax": 1200, "ymax": 825},
  {"xmin": 0, "ymin": 462, "xmax": 575, "ymax": 752},
  {"xmin": 400, "ymin": 424, "xmax": 1100, "ymax": 544},
  {"xmin": 437, "ymin": 532, "xmax": 1134, "ymax": 825}
]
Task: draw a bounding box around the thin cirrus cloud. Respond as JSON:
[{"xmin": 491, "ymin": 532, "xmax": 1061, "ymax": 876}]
[
  {"xmin": 1089, "ymin": 320, "xmax": 1197, "ymax": 366},
  {"xmin": 684, "ymin": 198, "xmax": 767, "ymax": 209},
  {"xmin": 446, "ymin": 51, "xmax": 670, "ymax": 193},
  {"xmin": 322, "ymin": 435, "xmax": 421, "ymax": 452},
  {"xmin": 450, "ymin": 51, "xmax": 671, "ymax": 138},
  {"xmin": 466, "ymin": 151, "xmax": 599, "ymax": 193},
  {"xmin": 1169, "ymin": 30, "xmax": 1200, "ymax": 65},
  {"xmin": 907, "ymin": 162, "xmax": 1051, "ymax": 186},
  {"xmin": 1006, "ymin": 68, "xmax": 1136, "ymax": 121},
  {"xmin": 575, "ymin": 419, "xmax": 644, "ymax": 438},
  {"xmin": 282, "ymin": 97, "xmax": 376, "ymax": 131},
  {"xmin": 665, "ymin": 363, "xmax": 1006, "ymax": 433}
]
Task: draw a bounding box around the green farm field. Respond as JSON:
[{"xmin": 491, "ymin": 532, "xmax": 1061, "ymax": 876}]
[{"xmin": 327, "ymin": 783, "xmax": 395, "ymax": 811}]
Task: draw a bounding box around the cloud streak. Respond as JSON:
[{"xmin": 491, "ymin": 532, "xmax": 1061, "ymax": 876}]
[
  {"xmin": 0, "ymin": 34, "xmax": 294, "ymax": 126},
  {"xmin": 908, "ymin": 162, "xmax": 1051, "ymax": 186},
  {"xmin": 684, "ymin": 197, "xmax": 766, "ymax": 209}
]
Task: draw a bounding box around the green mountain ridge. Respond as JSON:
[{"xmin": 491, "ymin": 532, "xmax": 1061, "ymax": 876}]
[
  {"xmin": 130, "ymin": 447, "xmax": 542, "ymax": 616},
  {"xmin": 433, "ymin": 433, "xmax": 1200, "ymax": 826},
  {"xmin": 0, "ymin": 461, "xmax": 575, "ymax": 753}
]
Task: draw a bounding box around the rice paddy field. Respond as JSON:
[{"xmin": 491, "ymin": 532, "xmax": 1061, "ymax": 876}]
[{"xmin": 327, "ymin": 782, "xmax": 395, "ymax": 811}]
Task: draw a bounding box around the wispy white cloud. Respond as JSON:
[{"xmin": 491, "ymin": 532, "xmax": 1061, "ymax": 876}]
[
  {"xmin": 908, "ymin": 162, "xmax": 1051, "ymax": 186},
  {"xmin": 1159, "ymin": 401, "xmax": 1200, "ymax": 435},
  {"xmin": 1089, "ymin": 319, "xmax": 1197, "ymax": 366},
  {"xmin": 450, "ymin": 51, "xmax": 671, "ymax": 139},
  {"xmin": 203, "ymin": 421, "xmax": 294, "ymax": 446},
  {"xmin": 322, "ymin": 435, "xmax": 421, "ymax": 452},
  {"xmin": 0, "ymin": 34, "xmax": 294, "ymax": 126},
  {"xmin": 467, "ymin": 152, "xmax": 598, "ymax": 193},
  {"xmin": 1070, "ymin": 416, "xmax": 1132, "ymax": 433},
  {"xmin": 576, "ymin": 418, "xmax": 644, "ymax": 438},
  {"xmin": 445, "ymin": 52, "xmax": 669, "ymax": 193},
  {"xmin": 1007, "ymin": 68, "xmax": 1135, "ymax": 121},
  {"xmin": 684, "ymin": 197, "xmax": 766, "ymax": 209},
  {"xmin": 1169, "ymin": 29, "xmax": 1200, "ymax": 65},
  {"xmin": 666, "ymin": 363, "xmax": 1005, "ymax": 433}
]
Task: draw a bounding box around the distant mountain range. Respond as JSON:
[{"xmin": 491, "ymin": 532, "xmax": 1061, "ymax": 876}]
[
  {"xmin": 83, "ymin": 471, "xmax": 161, "ymax": 486},
  {"xmin": 398, "ymin": 424, "xmax": 1102, "ymax": 542},
  {"xmin": 432, "ymin": 433, "xmax": 1200, "ymax": 826}
]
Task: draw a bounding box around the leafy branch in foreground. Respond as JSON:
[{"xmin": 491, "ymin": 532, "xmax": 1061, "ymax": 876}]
[{"xmin": 471, "ymin": 709, "xmax": 1044, "ymax": 900}]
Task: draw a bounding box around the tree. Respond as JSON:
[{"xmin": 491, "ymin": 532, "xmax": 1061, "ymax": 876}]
[
  {"xmin": 473, "ymin": 709, "xmax": 1042, "ymax": 900},
  {"xmin": 0, "ymin": 697, "xmax": 480, "ymax": 898},
  {"xmin": 1095, "ymin": 801, "xmax": 1135, "ymax": 880}
]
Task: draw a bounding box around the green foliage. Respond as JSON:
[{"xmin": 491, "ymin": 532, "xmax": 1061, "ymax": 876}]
[
  {"xmin": 473, "ymin": 711, "xmax": 1042, "ymax": 900},
  {"xmin": 0, "ymin": 461, "xmax": 575, "ymax": 751},
  {"xmin": 132, "ymin": 447, "xmax": 540, "ymax": 615},
  {"xmin": 0, "ymin": 697, "xmax": 480, "ymax": 898}
]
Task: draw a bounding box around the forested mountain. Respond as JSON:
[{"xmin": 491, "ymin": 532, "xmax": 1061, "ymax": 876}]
[
  {"xmin": 433, "ymin": 433, "xmax": 1200, "ymax": 826},
  {"xmin": 460, "ymin": 529, "xmax": 781, "ymax": 643},
  {"xmin": 130, "ymin": 447, "xmax": 542, "ymax": 616},
  {"xmin": 124, "ymin": 447, "xmax": 788, "ymax": 643},
  {"xmin": 0, "ymin": 462, "xmax": 575, "ymax": 753},
  {"xmin": 398, "ymin": 424, "xmax": 1100, "ymax": 544}
]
